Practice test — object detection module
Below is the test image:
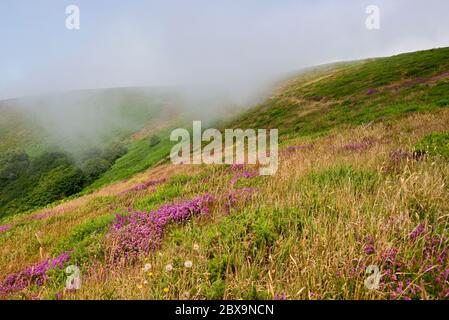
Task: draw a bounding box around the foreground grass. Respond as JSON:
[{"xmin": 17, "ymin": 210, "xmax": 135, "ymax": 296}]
[{"xmin": 1, "ymin": 108, "xmax": 448, "ymax": 300}]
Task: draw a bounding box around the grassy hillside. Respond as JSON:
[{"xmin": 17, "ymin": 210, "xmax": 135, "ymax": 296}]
[
  {"xmin": 1, "ymin": 47, "xmax": 449, "ymax": 300},
  {"xmin": 231, "ymin": 47, "xmax": 449, "ymax": 140},
  {"xmin": 84, "ymin": 129, "xmax": 176, "ymax": 191}
]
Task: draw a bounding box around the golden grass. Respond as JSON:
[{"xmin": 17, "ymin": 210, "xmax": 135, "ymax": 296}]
[{"xmin": 2, "ymin": 109, "xmax": 449, "ymax": 300}]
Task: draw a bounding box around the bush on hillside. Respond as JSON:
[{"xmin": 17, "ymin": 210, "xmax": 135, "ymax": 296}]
[
  {"xmin": 0, "ymin": 150, "xmax": 30, "ymax": 184},
  {"xmin": 81, "ymin": 157, "xmax": 111, "ymax": 183},
  {"xmin": 102, "ymin": 143, "xmax": 128, "ymax": 163},
  {"xmin": 0, "ymin": 142, "xmax": 129, "ymax": 217},
  {"xmin": 149, "ymin": 135, "xmax": 161, "ymax": 147},
  {"xmin": 26, "ymin": 165, "xmax": 85, "ymax": 206}
]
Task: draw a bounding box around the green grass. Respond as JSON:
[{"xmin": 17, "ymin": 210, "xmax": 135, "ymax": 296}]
[
  {"xmin": 414, "ymin": 132, "xmax": 449, "ymax": 160},
  {"xmin": 85, "ymin": 132, "xmax": 174, "ymax": 191},
  {"xmin": 293, "ymin": 47, "xmax": 449, "ymax": 99},
  {"xmin": 52, "ymin": 214, "xmax": 115, "ymax": 264},
  {"xmin": 133, "ymin": 175, "xmax": 191, "ymax": 211},
  {"xmin": 4, "ymin": 48, "xmax": 449, "ymax": 217},
  {"xmin": 3, "ymin": 47, "xmax": 449, "ymax": 300},
  {"xmin": 229, "ymin": 47, "xmax": 449, "ymax": 141}
]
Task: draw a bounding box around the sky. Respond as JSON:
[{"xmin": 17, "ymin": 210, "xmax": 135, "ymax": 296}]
[{"xmin": 1, "ymin": 0, "xmax": 449, "ymax": 101}]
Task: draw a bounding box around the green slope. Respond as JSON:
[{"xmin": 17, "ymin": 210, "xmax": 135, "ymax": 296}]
[
  {"xmin": 230, "ymin": 47, "xmax": 449, "ymax": 140},
  {"xmin": 1, "ymin": 47, "xmax": 449, "ymax": 300},
  {"xmin": 2, "ymin": 47, "xmax": 449, "ymax": 218}
]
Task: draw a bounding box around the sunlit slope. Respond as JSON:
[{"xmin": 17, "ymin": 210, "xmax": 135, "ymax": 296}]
[
  {"xmin": 231, "ymin": 47, "xmax": 449, "ymax": 140},
  {"xmin": 0, "ymin": 47, "xmax": 449, "ymax": 300}
]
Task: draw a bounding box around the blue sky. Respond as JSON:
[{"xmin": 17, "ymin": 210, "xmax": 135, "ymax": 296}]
[{"xmin": 1, "ymin": 0, "xmax": 449, "ymax": 100}]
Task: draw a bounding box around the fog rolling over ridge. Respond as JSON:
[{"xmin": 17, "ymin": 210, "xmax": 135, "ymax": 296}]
[
  {"xmin": 3, "ymin": 88, "xmax": 173, "ymax": 156},
  {"xmin": 3, "ymin": 84, "xmax": 270, "ymax": 159},
  {"xmin": 1, "ymin": 0, "xmax": 449, "ymax": 156}
]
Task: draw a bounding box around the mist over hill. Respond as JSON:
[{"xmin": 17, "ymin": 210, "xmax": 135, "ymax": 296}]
[
  {"xmin": 1, "ymin": 0, "xmax": 449, "ymax": 302},
  {"xmin": 1, "ymin": 47, "xmax": 449, "ymax": 300},
  {"xmin": 0, "ymin": 81, "xmax": 276, "ymax": 217}
]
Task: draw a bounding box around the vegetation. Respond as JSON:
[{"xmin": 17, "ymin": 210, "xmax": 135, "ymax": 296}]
[
  {"xmin": 1, "ymin": 47, "xmax": 449, "ymax": 300},
  {"xmin": 149, "ymin": 135, "xmax": 161, "ymax": 147},
  {"xmin": 0, "ymin": 151, "xmax": 84, "ymax": 217},
  {"xmin": 84, "ymin": 131, "xmax": 175, "ymax": 191},
  {"xmin": 0, "ymin": 142, "xmax": 128, "ymax": 218},
  {"xmin": 414, "ymin": 132, "xmax": 449, "ymax": 160},
  {"xmin": 0, "ymin": 87, "xmax": 180, "ymax": 217},
  {"xmin": 229, "ymin": 47, "xmax": 449, "ymax": 140}
]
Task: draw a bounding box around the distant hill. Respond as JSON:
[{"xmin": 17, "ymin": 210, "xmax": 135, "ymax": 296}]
[
  {"xmin": 0, "ymin": 87, "xmax": 178, "ymax": 156},
  {"xmin": 0, "ymin": 87, "xmax": 183, "ymax": 217}
]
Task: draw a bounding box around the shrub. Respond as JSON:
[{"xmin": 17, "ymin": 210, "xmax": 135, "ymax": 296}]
[
  {"xmin": 102, "ymin": 143, "xmax": 127, "ymax": 163},
  {"xmin": 0, "ymin": 151, "xmax": 85, "ymax": 217},
  {"xmin": 79, "ymin": 148, "xmax": 103, "ymax": 162},
  {"xmin": 81, "ymin": 157, "xmax": 111, "ymax": 182},
  {"xmin": 0, "ymin": 150, "xmax": 29, "ymax": 184},
  {"xmin": 27, "ymin": 165, "xmax": 85, "ymax": 206},
  {"xmin": 208, "ymin": 256, "xmax": 228, "ymax": 283},
  {"xmin": 149, "ymin": 135, "xmax": 161, "ymax": 147},
  {"xmin": 205, "ymin": 279, "xmax": 226, "ymax": 299}
]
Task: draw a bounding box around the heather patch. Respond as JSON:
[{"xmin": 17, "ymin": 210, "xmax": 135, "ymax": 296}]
[
  {"xmin": 223, "ymin": 188, "xmax": 256, "ymax": 215},
  {"xmin": 119, "ymin": 178, "xmax": 167, "ymax": 196},
  {"xmin": 284, "ymin": 144, "xmax": 314, "ymax": 155},
  {"xmin": 350, "ymin": 224, "xmax": 449, "ymax": 299},
  {"xmin": 0, "ymin": 252, "xmax": 70, "ymax": 296},
  {"xmin": 107, "ymin": 194, "xmax": 215, "ymax": 262},
  {"xmin": 341, "ymin": 137, "xmax": 376, "ymax": 152},
  {"xmin": 0, "ymin": 224, "xmax": 12, "ymax": 233},
  {"xmin": 230, "ymin": 171, "xmax": 259, "ymax": 185},
  {"xmin": 382, "ymin": 148, "xmax": 425, "ymax": 174}
]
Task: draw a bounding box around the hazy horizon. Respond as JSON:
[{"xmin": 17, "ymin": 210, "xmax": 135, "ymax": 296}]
[{"xmin": 1, "ymin": 0, "xmax": 449, "ymax": 102}]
